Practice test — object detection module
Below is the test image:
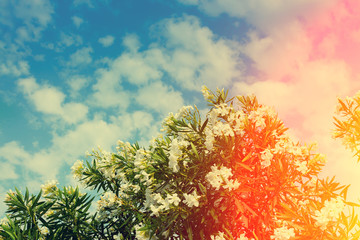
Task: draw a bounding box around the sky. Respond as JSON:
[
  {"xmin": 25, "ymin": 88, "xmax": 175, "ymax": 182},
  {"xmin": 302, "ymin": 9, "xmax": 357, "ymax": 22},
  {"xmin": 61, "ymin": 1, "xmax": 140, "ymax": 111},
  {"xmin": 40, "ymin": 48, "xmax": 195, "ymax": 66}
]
[{"xmin": 1, "ymin": 0, "xmax": 360, "ymax": 217}]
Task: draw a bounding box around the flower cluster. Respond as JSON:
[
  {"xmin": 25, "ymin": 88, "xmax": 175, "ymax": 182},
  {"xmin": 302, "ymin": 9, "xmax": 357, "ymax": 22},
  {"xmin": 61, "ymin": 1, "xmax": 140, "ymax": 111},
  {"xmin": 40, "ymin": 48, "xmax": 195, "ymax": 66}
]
[
  {"xmin": 41, "ymin": 180, "xmax": 58, "ymax": 196},
  {"xmin": 270, "ymin": 226, "xmax": 295, "ymax": 240},
  {"xmin": 183, "ymin": 190, "xmax": 200, "ymax": 208},
  {"xmin": 145, "ymin": 192, "xmax": 181, "ymax": 217},
  {"xmin": 168, "ymin": 137, "xmax": 189, "ymax": 172},
  {"xmin": 314, "ymin": 196, "xmax": 346, "ymax": 230},
  {"xmin": 71, "ymin": 160, "xmax": 84, "ymax": 179},
  {"xmin": 260, "ymin": 149, "xmax": 273, "ymax": 168},
  {"xmin": 96, "ymin": 191, "xmax": 123, "ymax": 221},
  {"xmin": 211, "ymin": 231, "xmax": 226, "ymax": 240},
  {"xmin": 205, "ymin": 164, "xmax": 240, "ymax": 191},
  {"xmin": 248, "ymin": 105, "xmax": 277, "ymax": 131}
]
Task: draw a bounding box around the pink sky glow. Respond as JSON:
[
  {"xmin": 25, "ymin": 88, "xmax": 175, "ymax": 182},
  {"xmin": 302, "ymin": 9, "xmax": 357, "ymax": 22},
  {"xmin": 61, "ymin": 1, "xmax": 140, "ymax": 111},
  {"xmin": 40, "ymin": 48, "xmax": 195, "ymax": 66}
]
[{"xmin": 232, "ymin": 0, "xmax": 360, "ymax": 205}]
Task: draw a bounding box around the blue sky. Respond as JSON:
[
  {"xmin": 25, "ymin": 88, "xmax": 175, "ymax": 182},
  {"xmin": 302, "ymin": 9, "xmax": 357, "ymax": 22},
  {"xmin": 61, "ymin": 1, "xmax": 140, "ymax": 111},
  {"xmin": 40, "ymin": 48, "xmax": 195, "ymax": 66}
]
[{"xmin": 2, "ymin": 0, "xmax": 360, "ymax": 216}]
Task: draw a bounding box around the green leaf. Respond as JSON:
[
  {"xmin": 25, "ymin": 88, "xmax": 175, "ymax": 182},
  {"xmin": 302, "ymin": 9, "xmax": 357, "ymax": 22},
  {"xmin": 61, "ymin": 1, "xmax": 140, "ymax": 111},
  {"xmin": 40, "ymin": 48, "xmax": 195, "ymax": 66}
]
[
  {"xmin": 199, "ymin": 118, "xmax": 208, "ymax": 133},
  {"xmin": 198, "ymin": 182, "xmax": 207, "ymax": 195},
  {"xmin": 190, "ymin": 142, "xmax": 199, "ymax": 160}
]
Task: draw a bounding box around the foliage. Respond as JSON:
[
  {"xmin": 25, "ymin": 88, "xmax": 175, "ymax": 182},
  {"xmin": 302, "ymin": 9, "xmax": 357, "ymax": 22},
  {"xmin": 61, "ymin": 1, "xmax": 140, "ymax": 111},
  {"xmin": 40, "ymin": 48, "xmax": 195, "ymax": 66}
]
[
  {"xmin": 0, "ymin": 185, "xmax": 100, "ymax": 240},
  {"xmin": 334, "ymin": 92, "xmax": 360, "ymax": 162},
  {"xmin": 2, "ymin": 87, "xmax": 360, "ymax": 239}
]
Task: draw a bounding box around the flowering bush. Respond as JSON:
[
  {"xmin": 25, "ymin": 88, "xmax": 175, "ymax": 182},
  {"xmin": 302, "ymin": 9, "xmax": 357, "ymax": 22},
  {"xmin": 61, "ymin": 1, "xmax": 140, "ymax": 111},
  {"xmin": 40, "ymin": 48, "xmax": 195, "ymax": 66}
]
[{"xmin": 1, "ymin": 87, "xmax": 360, "ymax": 239}]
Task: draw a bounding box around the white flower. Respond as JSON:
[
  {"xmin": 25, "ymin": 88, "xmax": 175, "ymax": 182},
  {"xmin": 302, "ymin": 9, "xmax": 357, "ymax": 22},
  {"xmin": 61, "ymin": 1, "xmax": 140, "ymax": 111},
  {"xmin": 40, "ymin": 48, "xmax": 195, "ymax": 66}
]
[
  {"xmin": 308, "ymin": 177, "xmax": 317, "ymax": 188},
  {"xmin": 298, "ymin": 199, "xmax": 310, "ymax": 208},
  {"xmin": 205, "ymin": 167, "xmax": 224, "ymax": 190},
  {"xmin": 101, "ymin": 167, "xmax": 116, "ymax": 179},
  {"xmin": 71, "ymin": 160, "xmax": 84, "ymax": 179},
  {"xmin": 40, "ymin": 226, "xmax": 49, "ymax": 236},
  {"xmin": 183, "ymin": 190, "xmax": 200, "ymax": 208},
  {"xmin": 237, "ymin": 233, "xmax": 251, "ymax": 240},
  {"xmin": 205, "ymin": 165, "xmax": 239, "ymax": 191},
  {"xmin": 175, "ymin": 105, "xmax": 193, "ymax": 119},
  {"xmin": 248, "ymin": 106, "xmax": 275, "ymax": 131},
  {"xmin": 228, "ymin": 111, "xmax": 246, "ymax": 135},
  {"xmin": 146, "ymin": 192, "xmax": 182, "ymax": 216},
  {"xmin": 0, "ymin": 217, "xmax": 9, "ymax": 226},
  {"xmin": 166, "ymin": 193, "xmax": 181, "ymax": 206},
  {"xmin": 270, "ymin": 226, "xmax": 295, "ymax": 240},
  {"xmin": 150, "ymin": 204, "xmax": 162, "ymax": 217},
  {"xmin": 315, "ymin": 153, "xmax": 327, "ymax": 164},
  {"xmin": 201, "ymin": 85, "xmax": 212, "ymax": 100},
  {"xmin": 168, "ymin": 138, "xmax": 187, "ymax": 172},
  {"xmin": 213, "ymin": 122, "xmax": 234, "ymax": 137},
  {"xmin": 260, "ymin": 149, "xmax": 273, "ymax": 168},
  {"xmin": 134, "ymin": 149, "xmax": 146, "ymax": 170},
  {"xmin": 314, "ymin": 196, "xmax": 345, "ymax": 230},
  {"xmin": 135, "ymin": 223, "xmax": 150, "ymax": 240},
  {"xmin": 273, "ymin": 135, "xmax": 292, "ymax": 154},
  {"xmin": 113, "ymin": 234, "xmax": 123, "ymax": 240},
  {"xmin": 223, "ymin": 178, "xmax": 241, "ymax": 191},
  {"xmin": 41, "ymin": 180, "xmax": 58, "ymax": 196},
  {"xmin": 207, "ymin": 109, "xmax": 219, "ymax": 126},
  {"xmin": 211, "ymin": 231, "xmax": 226, "ymax": 240},
  {"xmin": 294, "ymin": 160, "xmax": 308, "ymax": 174},
  {"xmin": 204, "ymin": 128, "xmax": 215, "ymax": 151},
  {"xmin": 213, "ymin": 103, "xmax": 231, "ymax": 117},
  {"xmin": 4, "ymin": 190, "xmax": 15, "ymax": 202},
  {"xmin": 96, "ymin": 191, "xmax": 123, "ymax": 221}
]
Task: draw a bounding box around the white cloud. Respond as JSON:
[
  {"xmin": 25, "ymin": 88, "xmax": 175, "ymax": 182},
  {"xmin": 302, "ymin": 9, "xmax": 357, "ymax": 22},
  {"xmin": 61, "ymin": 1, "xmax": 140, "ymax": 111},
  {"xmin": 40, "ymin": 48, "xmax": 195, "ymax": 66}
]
[
  {"xmin": 91, "ymin": 16, "xmax": 241, "ymax": 110},
  {"xmin": 16, "ymin": 26, "xmax": 33, "ymax": 42},
  {"xmin": 91, "ymin": 52, "xmax": 162, "ymax": 108},
  {"xmin": 17, "ymin": 77, "xmax": 88, "ymax": 124},
  {"xmin": 31, "ymin": 87, "xmax": 65, "ymax": 115},
  {"xmin": 152, "ymin": 15, "xmax": 242, "ymax": 90},
  {"xmin": 0, "ymin": 108, "xmax": 158, "ymax": 184},
  {"xmin": 0, "ymin": 163, "xmax": 18, "ymax": 180},
  {"xmin": 135, "ymin": 81, "xmax": 184, "ymax": 115},
  {"xmin": 51, "ymin": 113, "xmax": 155, "ymax": 164},
  {"xmin": 0, "ymin": 141, "xmax": 31, "ymax": 165},
  {"xmin": 72, "ymin": 16, "xmax": 84, "ymax": 28},
  {"xmin": 68, "ymin": 46, "xmax": 93, "ymax": 67},
  {"xmin": 91, "ymin": 65, "xmax": 131, "ymax": 109},
  {"xmin": 0, "ymin": 60, "xmax": 29, "ymax": 76},
  {"xmin": 122, "ymin": 34, "xmax": 141, "ymax": 52},
  {"xmin": 0, "ymin": 0, "xmax": 11, "ymax": 26},
  {"xmin": 240, "ymin": 22, "xmax": 312, "ymax": 81},
  {"xmin": 62, "ymin": 103, "xmax": 89, "ymax": 124},
  {"xmin": 17, "ymin": 76, "xmax": 39, "ymax": 94},
  {"xmin": 59, "ymin": 32, "xmax": 83, "ymax": 48},
  {"xmin": 14, "ymin": 0, "xmax": 53, "ymax": 26},
  {"xmin": 113, "ymin": 53, "xmax": 162, "ymax": 85},
  {"xmin": 0, "ymin": 141, "xmax": 29, "ymax": 183},
  {"xmin": 99, "ymin": 35, "xmax": 115, "ymax": 47},
  {"xmin": 178, "ymin": 0, "xmax": 336, "ymax": 30},
  {"xmin": 91, "ymin": 87, "xmax": 130, "ymax": 110},
  {"xmin": 8, "ymin": 0, "xmax": 54, "ymax": 43},
  {"xmin": 66, "ymin": 75, "xmax": 89, "ymax": 97},
  {"xmin": 178, "ymin": 0, "xmax": 198, "ymax": 4},
  {"xmin": 24, "ymin": 111, "xmax": 157, "ymax": 180},
  {"xmin": 34, "ymin": 54, "xmax": 45, "ymax": 61},
  {"xmin": 74, "ymin": 0, "xmax": 93, "ymax": 8}
]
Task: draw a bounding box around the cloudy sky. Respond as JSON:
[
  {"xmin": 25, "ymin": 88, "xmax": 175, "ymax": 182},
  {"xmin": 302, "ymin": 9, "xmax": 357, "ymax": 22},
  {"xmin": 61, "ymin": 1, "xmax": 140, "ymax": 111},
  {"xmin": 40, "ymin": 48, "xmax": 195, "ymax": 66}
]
[{"xmin": 1, "ymin": 0, "xmax": 360, "ymax": 216}]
